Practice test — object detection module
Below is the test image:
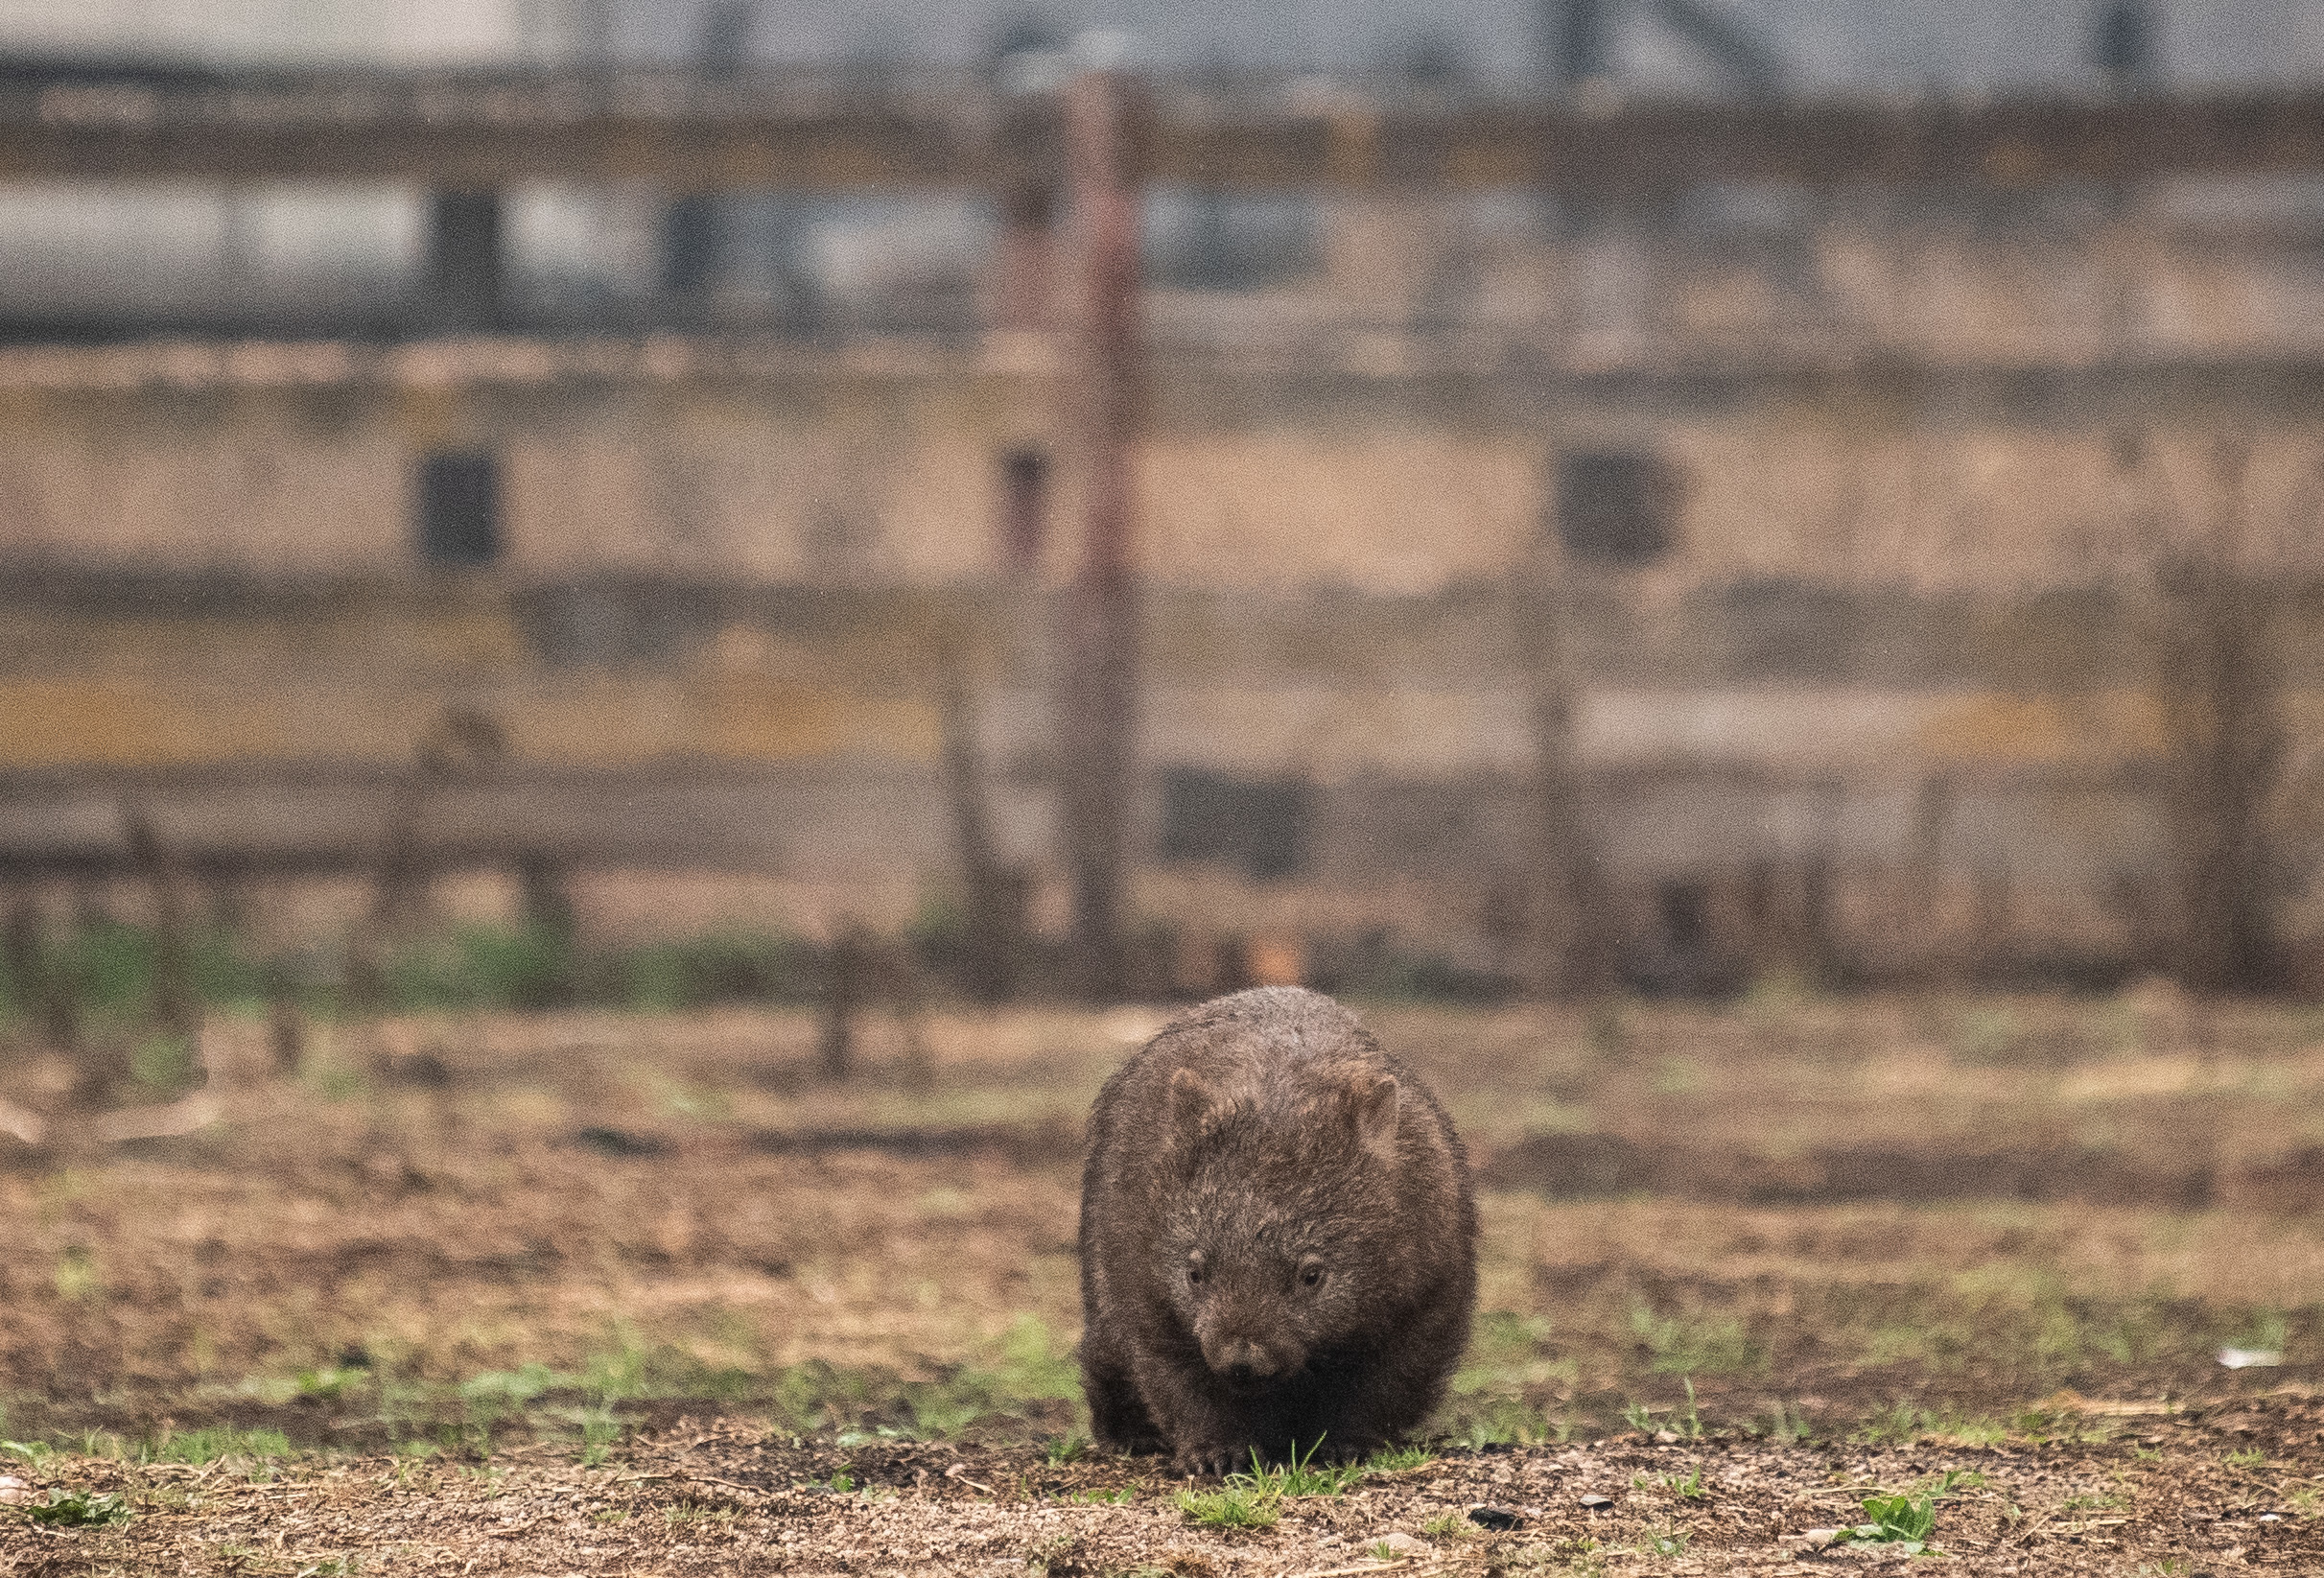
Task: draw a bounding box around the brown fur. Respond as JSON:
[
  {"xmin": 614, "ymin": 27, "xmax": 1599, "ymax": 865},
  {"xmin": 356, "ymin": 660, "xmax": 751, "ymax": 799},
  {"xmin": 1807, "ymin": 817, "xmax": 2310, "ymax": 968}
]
[{"xmin": 1077, "ymin": 986, "xmax": 1478, "ymax": 1474}]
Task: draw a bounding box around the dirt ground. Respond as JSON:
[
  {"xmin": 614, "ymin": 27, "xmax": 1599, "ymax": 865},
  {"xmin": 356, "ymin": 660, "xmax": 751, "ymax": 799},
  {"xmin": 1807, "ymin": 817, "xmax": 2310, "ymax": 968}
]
[
  {"xmin": 9, "ymin": 1396, "xmax": 2323, "ymax": 1575},
  {"xmin": 4, "ymin": 993, "xmax": 2324, "ymax": 1572}
]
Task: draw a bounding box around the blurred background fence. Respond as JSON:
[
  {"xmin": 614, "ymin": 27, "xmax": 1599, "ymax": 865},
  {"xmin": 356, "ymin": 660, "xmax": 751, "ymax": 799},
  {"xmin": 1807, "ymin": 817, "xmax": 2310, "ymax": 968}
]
[{"xmin": 4, "ymin": 0, "xmax": 2324, "ymax": 1055}]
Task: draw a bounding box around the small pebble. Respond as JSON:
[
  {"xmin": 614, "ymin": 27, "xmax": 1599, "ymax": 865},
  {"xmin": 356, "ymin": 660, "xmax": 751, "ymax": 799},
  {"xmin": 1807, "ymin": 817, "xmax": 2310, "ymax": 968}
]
[
  {"xmin": 1579, "ymin": 1493, "xmax": 1615, "ymax": 1510},
  {"xmin": 1374, "ymin": 1531, "xmax": 1425, "ymax": 1554},
  {"xmin": 0, "ymin": 1474, "xmax": 30, "ymax": 1507}
]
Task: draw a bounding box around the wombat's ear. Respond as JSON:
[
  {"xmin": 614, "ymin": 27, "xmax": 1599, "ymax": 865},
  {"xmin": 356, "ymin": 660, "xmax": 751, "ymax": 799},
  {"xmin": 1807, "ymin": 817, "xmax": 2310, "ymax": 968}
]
[
  {"xmin": 1345, "ymin": 1072, "xmax": 1399, "ymax": 1166},
  {"xmin": 1168, "ymin": 1067, "xmax": 1220, "ymax": 1149}
]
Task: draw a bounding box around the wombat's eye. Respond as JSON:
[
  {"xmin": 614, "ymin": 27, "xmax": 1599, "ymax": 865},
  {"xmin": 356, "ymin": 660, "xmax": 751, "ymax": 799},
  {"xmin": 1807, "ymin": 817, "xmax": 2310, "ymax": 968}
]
[
  {"xmin": 1185, "ymin": 1257, "xmax": 1206, "ymax": 1286},
  {"xmin": 1299, "ymin": 1261, "xmax": 1326, "ymax": 1289}
]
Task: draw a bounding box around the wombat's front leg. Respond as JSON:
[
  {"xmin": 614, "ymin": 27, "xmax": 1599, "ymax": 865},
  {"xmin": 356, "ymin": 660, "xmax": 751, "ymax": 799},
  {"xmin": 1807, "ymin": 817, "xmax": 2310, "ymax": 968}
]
[
  {"xmin": 1081, "ymin": 1329, "xmax": 1166, "ymax": 1454},
  {"xmin": 1132, "ymin": 1354, "xmax": 1256, "ymax": 1476}
]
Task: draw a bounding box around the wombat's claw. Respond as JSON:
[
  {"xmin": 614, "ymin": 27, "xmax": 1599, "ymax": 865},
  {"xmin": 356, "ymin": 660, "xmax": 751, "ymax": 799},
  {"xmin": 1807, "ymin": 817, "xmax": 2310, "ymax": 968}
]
[{"xmin": 1175, "ymin": 1446, "xmax": 1242, "ymax": 1477}]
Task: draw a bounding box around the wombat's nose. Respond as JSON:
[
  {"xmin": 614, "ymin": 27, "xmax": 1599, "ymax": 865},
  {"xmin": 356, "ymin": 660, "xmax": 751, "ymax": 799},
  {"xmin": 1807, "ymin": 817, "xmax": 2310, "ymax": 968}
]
[{"xmin": 1227, "ymin": 1360, "xmax": 1256, "ymax": 1385}]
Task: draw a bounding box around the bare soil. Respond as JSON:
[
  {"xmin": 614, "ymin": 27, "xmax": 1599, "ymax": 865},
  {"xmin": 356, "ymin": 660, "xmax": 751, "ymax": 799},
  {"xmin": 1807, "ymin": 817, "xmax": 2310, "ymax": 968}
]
[{"xmin": 8, "ymin": 1397, "xmax": 2322, "ymax": 1575}]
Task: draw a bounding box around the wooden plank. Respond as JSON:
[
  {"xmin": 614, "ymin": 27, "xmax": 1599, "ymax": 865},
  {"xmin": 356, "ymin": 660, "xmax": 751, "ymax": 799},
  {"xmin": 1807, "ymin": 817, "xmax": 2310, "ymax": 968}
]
[{"xmin": 0, "ymin": 69, "xmax": 2318, "ymax": 191}]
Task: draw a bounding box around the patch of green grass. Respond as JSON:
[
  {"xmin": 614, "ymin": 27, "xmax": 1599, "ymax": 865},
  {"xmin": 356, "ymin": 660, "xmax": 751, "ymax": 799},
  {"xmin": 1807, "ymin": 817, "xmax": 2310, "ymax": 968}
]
[
  {"xmin": 53, "ymin": 1247, "xmax": 102, "ymax": 1303},
  {"xmin": 2229, "ymin": 1309, "xmax": 2290, "ymax": 1355},
  {"xmin": 1175, "ymin": 1440, "xmax": 1359, "ymax": 1529},
  {"xmin": 3, "ymin": 1439, "xmax": 57, "ymax": 1467},
  {"xmin": 1240, "ymin": 1439, "xmax": 1366, "ymax": 1497},
  {"xmin": 1630, "ymin": 1305, "xmax": 1760, "ymax": 1377},
  {"xmin": 1757, "ymin": 1401, "xmax": 1811, "ymax": 1444},
  {"xmin": 1622, "ymin": 1379, "xmax": 1704, "ymax": 1441},
  {"xmin": 293, "ymin": 1366, "xmax": 368, "ymax": 1403},
  {"xmin": 1177, "ymin": 1480, "xmax": 1280, "ymax": 1529},
  {"xmin": 1660, "ymin": 1465, "xmax": 1707, "ymax": 1499},
  {"xmin": 140, "ymin": 1425, "xmax": 292, "ymax": 1465},
  {"xmin": 1451, "ymin": 1395, "xmax": 1561, "ymax": 1448},
  {"xmin": 383, "ymin": 923, "xmax": 575, "ymax": 1012},
  {"xmin": 24, "ymin": 1488, "xmax": 131, "ymax": 1528},
  {"xmin": 2225, "ymin": 1447, "xmax": 2266, "ymax": 1469},
  {"xmin": 661, "ymin": 1499, "xmax": 735, "ymax": 1528},
  {"xmin": 1637, "ymin": 1522, "xmax": 1690, "ymax": 1557},
  {"xmin": 909, "ymin": 1315, "xmax": 1083, "ymax": 1436},
  {"xmin": 460, "ymin": 1362, "xmax": 570, "ymax": 1428},
  {"xmin": 1367, "ymin": 1444, "xmax": 1436, "ymax": 1471},
  {"xmin": 1444, "ymin": 1311, "xmax": 1572, "ymax": 1448},
  {"xmin": 2008, "ymin": 1405, "xmax": 2112, "ymax": 1446},
  {"xmin": 129, "ymin": 1032, "xmax": 200, "ymax": 1098},
  {"xmin": 617, "ymin": 930, "xmax": 817, "ymax": 1010},
  {"xmin": 1421, "ymin": 1510, "xmax": 1477, "ymax": 1539},
  {"xmin": 1859, "ymin": 1401, "xmax": 1982, "ymax": 1447},
  {"xmin": 571, "ymin": 1407, "xmax": 621, "ymax": 1468},
  {"xmin": 1063, "ymin": 1486, "xmax": 1135, "ymax": 1505}
]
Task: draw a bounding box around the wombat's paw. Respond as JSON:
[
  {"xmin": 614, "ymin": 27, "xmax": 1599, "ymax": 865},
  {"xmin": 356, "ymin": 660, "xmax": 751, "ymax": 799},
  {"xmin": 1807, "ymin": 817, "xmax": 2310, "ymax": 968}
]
[
  {"xmin": 1173, "ymin": 1443, "xmax": 1247, "ymax": 1477},
  {"xmin": 1105, "ymin": 1434, "xmax": 1169, "ymax": 1458},
  {"xmin": 1317, "ymin": 1439, "xmax": 1377, "ymax": 1466}
]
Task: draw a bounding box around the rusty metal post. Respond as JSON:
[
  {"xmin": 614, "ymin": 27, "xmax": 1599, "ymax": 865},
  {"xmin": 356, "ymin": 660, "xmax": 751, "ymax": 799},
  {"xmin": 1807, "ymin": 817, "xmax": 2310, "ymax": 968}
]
[{"xmin": 1056, "ymin": 67, "xmax": 1143, "ymax": 1000}]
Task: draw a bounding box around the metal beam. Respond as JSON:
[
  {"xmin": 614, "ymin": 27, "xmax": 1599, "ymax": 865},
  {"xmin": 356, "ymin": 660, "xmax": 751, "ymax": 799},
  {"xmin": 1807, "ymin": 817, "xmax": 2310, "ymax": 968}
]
[{"xmin": 1, "ymin": 68, "xmax": 2322, "ymax": 192}]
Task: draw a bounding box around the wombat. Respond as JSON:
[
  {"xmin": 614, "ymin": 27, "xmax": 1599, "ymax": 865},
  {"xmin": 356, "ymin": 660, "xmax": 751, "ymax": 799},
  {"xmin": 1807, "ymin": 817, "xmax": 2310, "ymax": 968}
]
[{"xmin": 1078, "ymin": 986, "xmax": 1477, "ymax": 1473}]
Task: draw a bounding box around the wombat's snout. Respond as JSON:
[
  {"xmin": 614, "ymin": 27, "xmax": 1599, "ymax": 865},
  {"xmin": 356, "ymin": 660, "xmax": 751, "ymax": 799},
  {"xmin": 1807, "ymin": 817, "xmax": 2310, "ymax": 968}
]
[{"xmin": 1203, "ymin": 1331, "xmax": 1289, "ymax": 1388}]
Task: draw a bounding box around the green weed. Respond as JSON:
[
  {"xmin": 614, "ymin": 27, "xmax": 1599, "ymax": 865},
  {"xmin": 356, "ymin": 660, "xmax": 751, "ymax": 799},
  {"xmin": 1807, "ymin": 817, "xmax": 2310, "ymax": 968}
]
[
  {"xmin": 24, "ymin": 1488, "xmax": 131, "ymax": 1528},
  {"xmin": 1660, "ymin": 1465, "xmax": 1707, "ymax": 1500},
  {"xmin": 1826, "ymin": 1471, "xmax": 1978, "ymax": 1556}
]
